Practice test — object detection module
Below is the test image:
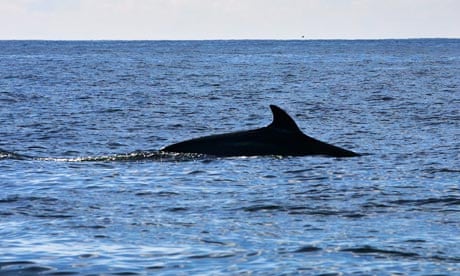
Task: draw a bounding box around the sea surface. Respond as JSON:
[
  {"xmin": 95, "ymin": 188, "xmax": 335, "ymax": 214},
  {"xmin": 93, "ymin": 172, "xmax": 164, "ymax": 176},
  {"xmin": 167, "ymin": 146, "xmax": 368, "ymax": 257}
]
[{"xmin": 0, "ymin": 39, "xmax": 459, "ymax": 275}]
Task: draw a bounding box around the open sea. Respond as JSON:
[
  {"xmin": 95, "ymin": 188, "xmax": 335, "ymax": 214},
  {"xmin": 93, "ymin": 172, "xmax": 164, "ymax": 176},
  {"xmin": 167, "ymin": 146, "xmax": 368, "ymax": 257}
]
[{"xmin": 0, "ymin": 39, "xmax": 459, "ymax": 275}]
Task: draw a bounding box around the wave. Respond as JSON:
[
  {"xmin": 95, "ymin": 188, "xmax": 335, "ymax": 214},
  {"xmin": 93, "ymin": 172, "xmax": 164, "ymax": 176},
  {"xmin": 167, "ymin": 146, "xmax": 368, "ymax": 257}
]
[
  {"xmin": 0, "ymin": 149, "xmax": 32, "ymax": 160},
  {"xmin": 340, "ymin": 245, "xmax": 460, "ymax": 263},
  {"xmin": 0, "ymin": 149, "xmax": 209, "ymax": 162}
]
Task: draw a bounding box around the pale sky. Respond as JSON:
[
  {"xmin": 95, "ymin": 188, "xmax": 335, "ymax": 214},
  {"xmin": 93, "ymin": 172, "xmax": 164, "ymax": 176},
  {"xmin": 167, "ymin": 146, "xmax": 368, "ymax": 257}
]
[{"xmin": 1, "ymin": 0, "xmax": 459, "ymax": 40}]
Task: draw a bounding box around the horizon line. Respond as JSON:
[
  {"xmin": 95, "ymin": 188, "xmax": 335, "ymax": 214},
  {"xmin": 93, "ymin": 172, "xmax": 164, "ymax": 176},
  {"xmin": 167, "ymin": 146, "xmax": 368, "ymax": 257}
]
[{"xmin": 1, "ymin": 37, "xmax": 459, "ymax": 42}]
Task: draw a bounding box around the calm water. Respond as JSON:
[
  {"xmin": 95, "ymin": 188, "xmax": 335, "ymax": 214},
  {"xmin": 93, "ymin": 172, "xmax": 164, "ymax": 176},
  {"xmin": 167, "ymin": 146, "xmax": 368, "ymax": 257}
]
[{"xmin": 0, "ymin": 40, "xmax": 459, "ymax": 275}]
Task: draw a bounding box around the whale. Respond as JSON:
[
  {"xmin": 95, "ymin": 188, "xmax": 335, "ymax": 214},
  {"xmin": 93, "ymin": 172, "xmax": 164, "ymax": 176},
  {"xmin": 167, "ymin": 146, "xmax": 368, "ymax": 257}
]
[{"xmin": 162, "ymin": 105, "xmax": 360, "ymax": 157}]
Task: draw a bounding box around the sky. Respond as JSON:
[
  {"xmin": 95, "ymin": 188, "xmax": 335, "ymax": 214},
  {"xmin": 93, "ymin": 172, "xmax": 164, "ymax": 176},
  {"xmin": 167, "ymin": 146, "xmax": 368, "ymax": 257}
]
[{"xmin": 0, "ymin": 0, "xmax": 459, "ymax": 40}]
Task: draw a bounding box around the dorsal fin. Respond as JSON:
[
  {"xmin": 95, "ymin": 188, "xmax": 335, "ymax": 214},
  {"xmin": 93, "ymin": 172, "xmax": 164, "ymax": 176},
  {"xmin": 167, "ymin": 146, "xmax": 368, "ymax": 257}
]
[{"xmin": 268, "ymin": 105, "xmax": 302, "ymax": 132}]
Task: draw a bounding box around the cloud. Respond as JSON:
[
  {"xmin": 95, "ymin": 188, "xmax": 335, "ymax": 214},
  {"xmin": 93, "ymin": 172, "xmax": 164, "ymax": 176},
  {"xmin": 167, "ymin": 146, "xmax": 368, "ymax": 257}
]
[{"xmin": 0, "ymin": 0, "xmax": 459, "ymax": 39}]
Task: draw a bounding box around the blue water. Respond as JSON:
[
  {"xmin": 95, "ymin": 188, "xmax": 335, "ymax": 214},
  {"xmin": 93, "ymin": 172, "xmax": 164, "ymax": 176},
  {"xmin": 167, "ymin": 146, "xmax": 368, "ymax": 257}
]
[{"xmin": 1, "ymin": 40, "xmax": 459, "ymax": 275}]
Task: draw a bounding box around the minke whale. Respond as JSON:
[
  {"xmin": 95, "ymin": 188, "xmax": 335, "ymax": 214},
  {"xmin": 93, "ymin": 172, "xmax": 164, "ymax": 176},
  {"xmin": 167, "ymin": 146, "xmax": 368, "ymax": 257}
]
[{"xmin": 162, "ymin": 105, "xmax": 360, "ymax": 157}]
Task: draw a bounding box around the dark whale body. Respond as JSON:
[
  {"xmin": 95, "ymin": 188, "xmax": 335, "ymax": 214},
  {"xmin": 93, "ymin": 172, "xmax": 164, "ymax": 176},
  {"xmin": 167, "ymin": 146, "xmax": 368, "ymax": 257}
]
[{"xmin": 162, "ymin": 105, "xmax": 360, "ymax": 157}]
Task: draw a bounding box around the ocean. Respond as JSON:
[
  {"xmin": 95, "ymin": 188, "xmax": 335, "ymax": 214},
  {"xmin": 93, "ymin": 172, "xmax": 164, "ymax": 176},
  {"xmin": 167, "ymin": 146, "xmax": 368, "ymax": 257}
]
[{"xmin": 0, "ymin": 39, "xmax": 459, "ymax": 275}]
